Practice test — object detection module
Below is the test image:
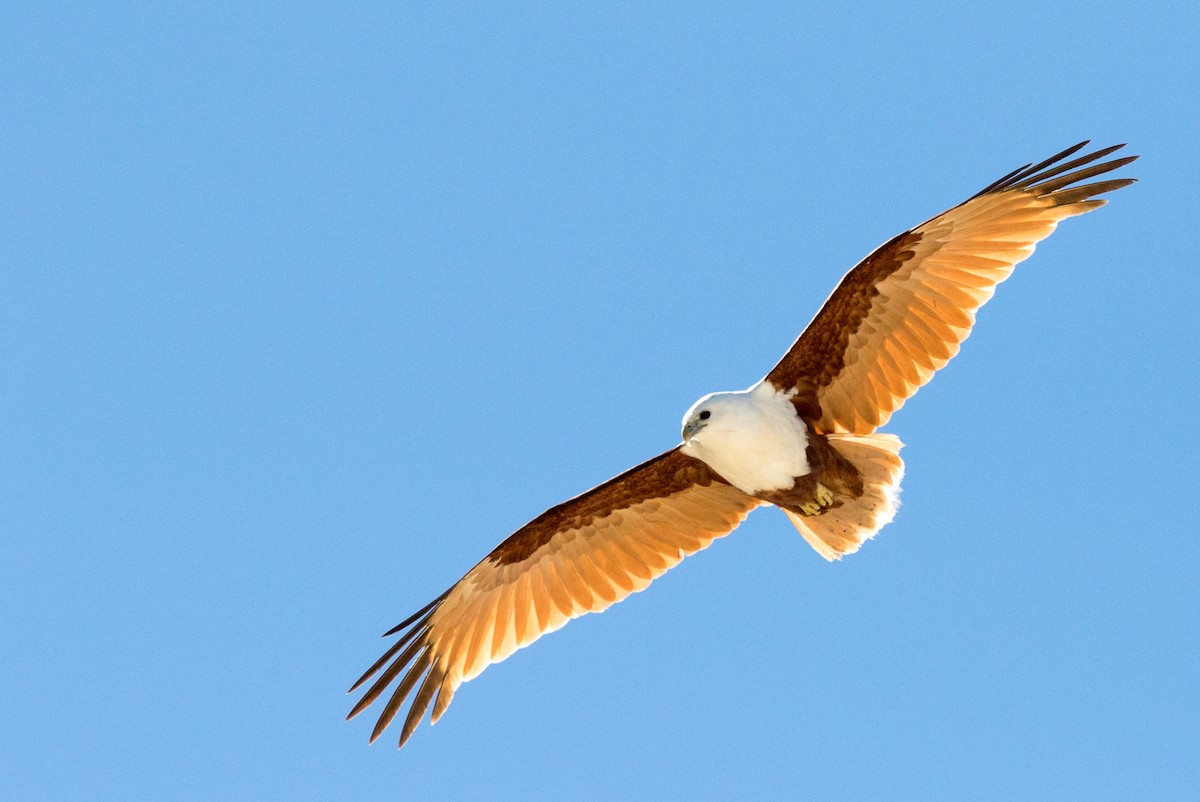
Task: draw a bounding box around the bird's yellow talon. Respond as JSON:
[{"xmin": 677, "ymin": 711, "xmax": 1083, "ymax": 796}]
[{"xmin": 798, "ymin": 483, "xmax": 835, "ymax": 516}]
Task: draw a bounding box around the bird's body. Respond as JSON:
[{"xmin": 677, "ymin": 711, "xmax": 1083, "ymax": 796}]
[
  {"xmin": 348, "ymin": 141, "xmax": 1137, "ymax": 749},
  {"xmin": 679, "ymin": 382, "xmax": 881, "ymax": 528}
]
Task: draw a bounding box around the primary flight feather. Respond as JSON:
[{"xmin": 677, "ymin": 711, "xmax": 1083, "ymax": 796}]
[{"xmin": 348, "ymin": 141, "xmax": 1136, "ymax": 748}]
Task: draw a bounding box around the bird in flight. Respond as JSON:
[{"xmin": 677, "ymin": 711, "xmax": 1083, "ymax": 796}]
[{"xmin": 348, "ymin": 141, "xmax": 1136, "ymax": 749}]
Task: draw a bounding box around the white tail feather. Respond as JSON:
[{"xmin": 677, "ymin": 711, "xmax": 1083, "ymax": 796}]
[{"xmin": 785, "ymin": 433, "xmax": 904, "ymax": 561}]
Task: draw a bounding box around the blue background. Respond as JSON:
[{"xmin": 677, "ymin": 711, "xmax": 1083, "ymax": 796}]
[{"xmin": 4, "ymin": 2, "xmax": 1197, "ymax": 799}]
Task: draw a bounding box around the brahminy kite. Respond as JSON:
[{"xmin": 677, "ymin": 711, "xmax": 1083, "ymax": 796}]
[{"xmin": 348, "ymin": 141, "xmax": 1136, "ymax": 748}]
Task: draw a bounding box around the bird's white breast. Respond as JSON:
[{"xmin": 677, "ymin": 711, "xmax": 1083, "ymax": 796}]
[{"xmin": 680, "ymin": 381, "xmax": 810, "ymax": 494}]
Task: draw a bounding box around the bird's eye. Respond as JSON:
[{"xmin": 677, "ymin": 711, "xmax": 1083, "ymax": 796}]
[{"xmin": 698, "ymin": 410, "xmax": 711, "ymax": 420}]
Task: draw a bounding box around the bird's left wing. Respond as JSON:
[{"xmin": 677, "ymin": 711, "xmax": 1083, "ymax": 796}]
[
  {"xmin": 765, "ymin": 141, "xmax": 1137, "ymax": 434},
  {"xmin": 347, "ymin": 448, "xmax": 760, "ymax": 748}
]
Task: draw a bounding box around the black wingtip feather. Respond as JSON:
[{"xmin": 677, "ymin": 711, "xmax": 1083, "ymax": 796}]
[
  {"xmin": 1050, "ymin": 178, "xmax": 1138, "ymax": 206},
  {"xmin": 973, "ymin": 162, "xmax": 1033, "ymax": 198},
  {"xmin": 1032, "ymin": 155, "xmax": 1139, "ymax": 194},
  {"xmin": 348, "ymin": 587, "xmax": 458, "ymax": 747},
  {"xmin": 1012, "ymin": 140, "xmax": 1091, "ymax": 181},
  {"xmin": 369, "ymin": 649, "xmax": 432, "ymax": 744},
  {"xmin": 970, "ymin": 141, "xmax": 1137, "ymax": 203},
  {"xmin": 398, "ymin": 666, "xmax": 445, "ymax": 749},
  {"xmin": 347, "ymin": 635, "xmax": 428, "ymax": 721},
  {"xmin": 348, "ymin": 611, "xmax": 434, "ymax": 694},
  {"xmin": 382, "ymin": 591, "xmax": 449, "ymax": 637}
]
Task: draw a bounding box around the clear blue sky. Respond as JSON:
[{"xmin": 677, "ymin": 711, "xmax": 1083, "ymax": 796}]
[{"xmin": 3, "ymin": 2, "xmax": 1197, "ymax": 800}]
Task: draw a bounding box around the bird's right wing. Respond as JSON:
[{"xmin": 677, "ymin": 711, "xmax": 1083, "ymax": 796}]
[{"xmin": 347, "ymin": 447, "xmax": 760, "ymax": 748}]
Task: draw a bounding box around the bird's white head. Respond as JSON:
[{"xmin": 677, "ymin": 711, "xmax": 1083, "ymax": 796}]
[
  {"xmin": 679, "ymin": 382, "xmax": 812, "ymax": 494},
  {"xmin": 680, "ymin": 390, "xmax": 751, "ymax": 446},
  {"xmin": 682, "ymin": 383, "xmax": 801, "ymax": 445}
]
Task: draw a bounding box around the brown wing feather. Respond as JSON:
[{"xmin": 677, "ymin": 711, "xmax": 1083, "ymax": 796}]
[
  {"xmin": 347, "ymin": 448, "xmax": 760, "ymax": 748},
  {"xmin": 766, "ymin": 142, "xmax": 1137, "ymax": 434}
]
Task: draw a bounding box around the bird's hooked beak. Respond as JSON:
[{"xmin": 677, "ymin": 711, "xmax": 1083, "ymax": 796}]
[{"xmin": 682, "ymin": 419, "xmax": 704, "ymax": 443}]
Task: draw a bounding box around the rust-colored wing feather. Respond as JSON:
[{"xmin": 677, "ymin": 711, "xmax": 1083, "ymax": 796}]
[
  {"xmin": 765, "ymin": 142, "xmax": 1137, "ymax": 434},
  {"xmin": 347, "ymin": 448, "xmax": 760, "ymax": 748}
]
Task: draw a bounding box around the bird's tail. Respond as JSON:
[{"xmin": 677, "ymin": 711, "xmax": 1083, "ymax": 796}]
[{"xmin": 783, "ymin": 433, "xmax": 904, "ymax": 561}]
